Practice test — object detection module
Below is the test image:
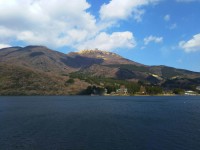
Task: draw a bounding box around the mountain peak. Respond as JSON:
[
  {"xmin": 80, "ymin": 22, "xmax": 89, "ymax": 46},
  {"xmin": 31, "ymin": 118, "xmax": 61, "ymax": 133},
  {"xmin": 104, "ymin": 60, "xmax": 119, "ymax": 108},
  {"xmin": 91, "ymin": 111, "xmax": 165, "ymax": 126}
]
[
  {"xmin": 78, "ymin": 49, "xmax": 121, "ymax": 57},
  {"xmin": 67, "ymin": 49, "xmax": 142, "ymax": 66}
]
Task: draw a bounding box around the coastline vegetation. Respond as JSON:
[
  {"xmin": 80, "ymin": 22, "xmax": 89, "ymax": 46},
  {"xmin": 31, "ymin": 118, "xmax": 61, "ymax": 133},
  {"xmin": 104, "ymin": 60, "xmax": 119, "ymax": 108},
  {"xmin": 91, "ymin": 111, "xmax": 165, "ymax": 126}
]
[{"xmin": 0, "ymin": 65, "xmax": 199, "ymax": 96}]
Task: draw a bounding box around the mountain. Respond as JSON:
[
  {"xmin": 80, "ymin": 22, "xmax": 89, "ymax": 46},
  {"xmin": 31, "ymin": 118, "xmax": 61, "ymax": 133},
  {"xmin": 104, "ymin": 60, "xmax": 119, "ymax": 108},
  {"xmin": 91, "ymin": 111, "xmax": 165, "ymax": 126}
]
[
  {"xmin": 68, "ymin": 49, "xmax": 200, "ymax": 81},
  {"xmin": 0, "ymin": 46, "xmax": 200, "ymax": 95}
]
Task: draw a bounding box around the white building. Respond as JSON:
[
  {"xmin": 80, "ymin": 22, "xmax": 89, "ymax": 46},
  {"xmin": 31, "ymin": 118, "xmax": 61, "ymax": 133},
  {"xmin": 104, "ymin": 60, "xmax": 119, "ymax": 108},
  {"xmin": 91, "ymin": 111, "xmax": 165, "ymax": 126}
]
[{"xmin": 185, "ymin": 91, "xmax": 197, "ymax": 96}]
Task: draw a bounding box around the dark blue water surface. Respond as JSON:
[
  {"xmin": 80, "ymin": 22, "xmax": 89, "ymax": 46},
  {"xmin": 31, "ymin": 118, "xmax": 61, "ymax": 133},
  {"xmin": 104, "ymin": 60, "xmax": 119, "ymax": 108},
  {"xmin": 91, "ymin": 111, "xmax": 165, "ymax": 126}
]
[{"xmin": 0, "ymin": 96, "xmax": 200, "ymax": 150}]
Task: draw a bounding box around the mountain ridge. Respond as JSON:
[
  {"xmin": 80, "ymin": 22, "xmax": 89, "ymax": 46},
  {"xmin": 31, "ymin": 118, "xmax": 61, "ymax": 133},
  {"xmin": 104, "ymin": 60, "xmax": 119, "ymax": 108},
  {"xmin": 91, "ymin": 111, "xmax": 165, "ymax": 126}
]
[{"xmin": 0, "ymin": 45, "xmax": 200, "ymax": 95}]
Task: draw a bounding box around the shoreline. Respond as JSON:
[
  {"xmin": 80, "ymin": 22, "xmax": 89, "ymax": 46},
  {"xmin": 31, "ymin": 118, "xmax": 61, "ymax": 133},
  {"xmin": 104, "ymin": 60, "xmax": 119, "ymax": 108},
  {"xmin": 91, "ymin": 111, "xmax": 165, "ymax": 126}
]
[{"xmin": 0, "ymin": 94, "xmax": 200, "ymax": 97}]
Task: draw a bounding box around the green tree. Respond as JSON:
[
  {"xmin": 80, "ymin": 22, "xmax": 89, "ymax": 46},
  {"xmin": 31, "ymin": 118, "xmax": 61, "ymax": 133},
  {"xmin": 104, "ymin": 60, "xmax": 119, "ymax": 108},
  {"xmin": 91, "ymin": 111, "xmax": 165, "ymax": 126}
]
[
  {"xmin": 65, "ymin": 78, "xmax": 75, "ymax": 85},
  {"xmin": 146, "ymin": 86, "xmax": 163, "ymax": 95},
  {"xmin": 173, "ymin": 88, "xmax": 185, "ymax": 95}
]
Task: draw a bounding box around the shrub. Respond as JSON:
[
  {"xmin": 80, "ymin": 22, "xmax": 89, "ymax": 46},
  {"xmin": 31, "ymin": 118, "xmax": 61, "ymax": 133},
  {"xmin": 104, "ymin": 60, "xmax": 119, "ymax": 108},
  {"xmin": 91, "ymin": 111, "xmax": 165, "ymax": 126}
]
[{"xmin": 66, "ymin": 79, "xmax": 75, "ymax": 84}]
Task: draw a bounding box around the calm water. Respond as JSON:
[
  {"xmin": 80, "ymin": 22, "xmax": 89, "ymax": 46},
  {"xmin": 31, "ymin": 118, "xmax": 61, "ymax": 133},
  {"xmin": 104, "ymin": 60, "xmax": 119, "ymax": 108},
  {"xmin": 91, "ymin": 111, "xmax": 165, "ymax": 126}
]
[{"xmin": 0, "ymin": 96, "xmax": 200, "ymax": 150}]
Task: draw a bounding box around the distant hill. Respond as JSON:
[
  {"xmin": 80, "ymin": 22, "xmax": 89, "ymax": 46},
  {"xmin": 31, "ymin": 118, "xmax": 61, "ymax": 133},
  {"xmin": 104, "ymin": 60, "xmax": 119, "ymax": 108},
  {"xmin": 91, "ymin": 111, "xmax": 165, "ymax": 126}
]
[{"xmin": 0, "ymin": 46, "xmax": 200, "ymax": 95}]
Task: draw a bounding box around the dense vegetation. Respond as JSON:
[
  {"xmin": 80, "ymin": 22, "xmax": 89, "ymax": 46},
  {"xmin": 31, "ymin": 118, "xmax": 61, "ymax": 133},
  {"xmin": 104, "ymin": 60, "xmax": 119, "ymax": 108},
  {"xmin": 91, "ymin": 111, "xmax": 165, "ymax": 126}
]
[
  {"xmin": 1, "ymin": 64, "xmax": 199, "ymax": 96},
  {"xmin": 69, "ymin": 72, "xmax": 166, "ymax": 95},
  {"xmin": 0, "ymin": 64, "xmax": 75, "ymax": 95},
  {"xmin": 106, "ymin": 64, "xmax": 149, "ymax": 73},
  {"xmin": 79, "ymin": 86, "xmax": 105, "ymax": 95},
  {"xmin": 0, "ymin": 64, "xmax": 88, "ymax": 95},
  {"xmin": 70, "ymin": 71, "xmax": 200, "ymax": 95},
  {"xmin": 162, "ymin": 78, "xmax": 200, "ymax": 91}
]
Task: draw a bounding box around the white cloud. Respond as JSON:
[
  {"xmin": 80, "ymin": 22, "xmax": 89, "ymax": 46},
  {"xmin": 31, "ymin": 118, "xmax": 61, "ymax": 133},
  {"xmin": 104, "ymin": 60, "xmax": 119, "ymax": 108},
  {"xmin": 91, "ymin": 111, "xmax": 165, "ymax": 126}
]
[
  {"xmin": 164, "ymin": 14, "xmax": 170, "ymax": 21},
  {"xmin": 176, "ymin": 0, "xmax": 200, "ymax": 2},
  {"xmin": 0, "ymin": 0, "xmax": 98, "ymax": 48},
  {"xmin": 100, "ymin": 0, "xmax": 159, "ymax": 22},
  {"xmin": 0, "ymin": 44, "xmax": 11, "ymax": 49},
  {"xmin": 0, "ymin": 0, "xmax": 161, "ymax": 51},
  {"xmin": 179, "ymin": 33, "xmax": 200, "ymax": 52},
  {"xmin": 77, "ymin": 31, "xmax": 136, "ymax": 51},
  {"xmin": 144, "ymin": 35, "xmax": 163, "ymax": 45}
]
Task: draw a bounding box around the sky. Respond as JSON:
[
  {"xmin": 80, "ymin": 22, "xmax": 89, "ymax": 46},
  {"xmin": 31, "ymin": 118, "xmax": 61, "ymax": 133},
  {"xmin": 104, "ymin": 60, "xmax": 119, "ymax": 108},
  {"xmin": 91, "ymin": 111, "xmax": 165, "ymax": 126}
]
[{"xmin": 0, "ymin": 0, "xmax": 200, "ymax": 71}]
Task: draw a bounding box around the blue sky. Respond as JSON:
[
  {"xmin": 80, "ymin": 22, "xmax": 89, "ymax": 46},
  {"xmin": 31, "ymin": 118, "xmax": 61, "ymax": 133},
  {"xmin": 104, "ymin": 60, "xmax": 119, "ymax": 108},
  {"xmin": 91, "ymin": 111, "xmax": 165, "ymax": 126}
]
[{"xmin": 0, "ymin": 0, "xmax": 200, "ymax": 71}]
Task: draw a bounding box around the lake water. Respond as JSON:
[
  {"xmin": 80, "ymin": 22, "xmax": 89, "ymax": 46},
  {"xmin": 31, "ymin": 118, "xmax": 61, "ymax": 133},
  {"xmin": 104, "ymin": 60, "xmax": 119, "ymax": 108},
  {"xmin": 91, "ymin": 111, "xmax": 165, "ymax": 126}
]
[{"xmin": 0, "ymin": 96, "xmax": 200, "ymax": 150}]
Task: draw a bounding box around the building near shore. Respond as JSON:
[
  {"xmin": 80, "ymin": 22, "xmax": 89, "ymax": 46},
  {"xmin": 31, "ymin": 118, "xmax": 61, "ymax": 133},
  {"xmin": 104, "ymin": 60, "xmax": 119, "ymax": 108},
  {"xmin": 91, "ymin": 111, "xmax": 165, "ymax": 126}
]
[
  {"xmin": 185, "ymin": 90, "xmax": 197, "ymax": 96},
  {"xmin": 116, "ymin": 85, "xmax": 128, "ymax": 95}
]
